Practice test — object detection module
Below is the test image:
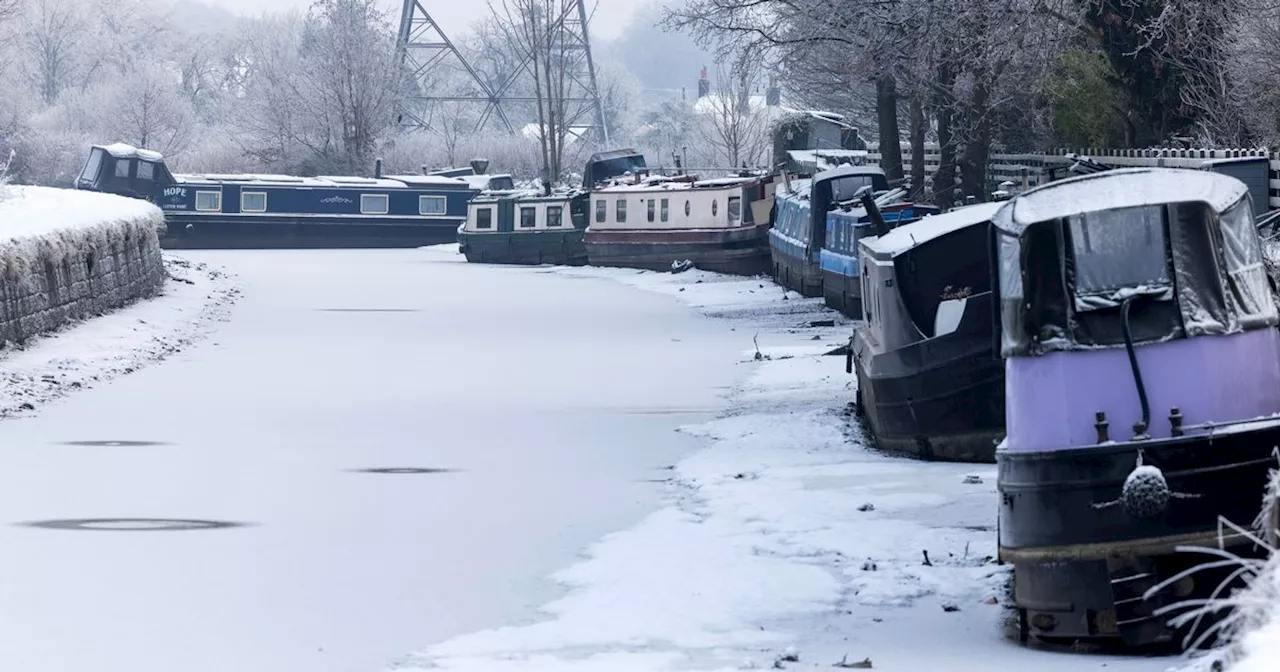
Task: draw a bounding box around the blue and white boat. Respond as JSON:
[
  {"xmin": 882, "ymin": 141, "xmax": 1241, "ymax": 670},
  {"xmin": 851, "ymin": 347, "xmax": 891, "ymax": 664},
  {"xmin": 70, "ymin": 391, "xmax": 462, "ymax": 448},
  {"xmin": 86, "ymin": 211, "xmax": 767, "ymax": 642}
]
[
  {"xmin": 821, "ymin": 194, "xmax": 940, "ymax": 317},
  {"xmin": 768, "ymin": 165, "xmax": 889, "ymax": 297},
  {"xmin": 75, "ymin": 143, "xmax": 479, "ymax": 249}
]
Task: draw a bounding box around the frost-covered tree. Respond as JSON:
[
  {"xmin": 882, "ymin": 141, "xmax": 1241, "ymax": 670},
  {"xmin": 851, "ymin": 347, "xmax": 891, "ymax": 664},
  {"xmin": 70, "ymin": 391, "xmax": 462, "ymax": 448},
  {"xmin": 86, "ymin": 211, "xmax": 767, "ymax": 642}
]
[
  {"xmin": 98, "ymin": 62, "xmax": 194, "ymax": 156},
  {"xmin": 696, "ymin": 55, "xmax": 770, "ymax": 168}
]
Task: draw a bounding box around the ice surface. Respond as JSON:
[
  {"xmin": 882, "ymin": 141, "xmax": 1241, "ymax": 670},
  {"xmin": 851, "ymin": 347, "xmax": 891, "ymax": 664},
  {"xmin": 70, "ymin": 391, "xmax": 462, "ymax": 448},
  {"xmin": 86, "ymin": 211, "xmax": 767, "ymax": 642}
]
[
  {"xmin": 401, "ymin": 246, "xmax": 1180, "ymax": 672},
  {"xmin": 0, "ymin": 247, "xmax": 749, "ymax": 672}
]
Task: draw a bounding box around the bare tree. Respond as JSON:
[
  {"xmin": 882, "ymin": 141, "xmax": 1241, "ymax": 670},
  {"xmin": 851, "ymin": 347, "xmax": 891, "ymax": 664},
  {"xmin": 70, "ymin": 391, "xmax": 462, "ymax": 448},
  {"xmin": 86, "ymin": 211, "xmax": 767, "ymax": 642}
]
[
  {"xmin": 696, "ymin": 55, "xmax": 770, "ymax": 167},
  {"xmin": 99, "ymin": 61, "xmax": 194, "ymax": 155},
  {"xmin": 23, "ymin": 0, "xmax": 85, "ymax": 104}
]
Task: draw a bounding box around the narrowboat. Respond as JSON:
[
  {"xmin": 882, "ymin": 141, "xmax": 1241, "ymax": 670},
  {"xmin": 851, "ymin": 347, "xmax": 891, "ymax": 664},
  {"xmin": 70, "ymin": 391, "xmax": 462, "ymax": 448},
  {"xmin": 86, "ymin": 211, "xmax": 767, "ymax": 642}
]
[
  {"xmin": 585, "ymin": 174, "xmax": 771, "ymax": 275},
  {"xmin": 769, "ymin": 165, "xmax": 889, "ymax": 297},
  {"xmin": 822, "ymin": 192, "xmax": 941, "ymax": 317},
  {"xmin": 75, "ymin": 143, "xmax": 478, "ymax": 249},
  {"xmin": 458, "ymin": 189, "xmax": 590, "ymax": 266},
  {"xmin": 849, "ymin": 200, "xmax": 1005, "ymax": 462},
  {"xmin": 993, "ymin": 168, "xmax": 1280, "ymax": 648}
]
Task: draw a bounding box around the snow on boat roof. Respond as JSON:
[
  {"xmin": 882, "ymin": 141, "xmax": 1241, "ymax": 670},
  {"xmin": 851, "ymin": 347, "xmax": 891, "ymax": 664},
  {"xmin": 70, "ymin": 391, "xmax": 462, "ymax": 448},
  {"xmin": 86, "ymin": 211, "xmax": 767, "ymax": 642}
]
[
  {"xmin": 994, "ymin": 167, "xmax": 1250, "ymax": 235},
  {"xmin": 775, "ymin": 178, "xmax": 813, "ymax": 200},
  {"xmin": 594, "ymin": 177, "xmax": 752, "ymax": 193},
  {"xmin": 97, "ymin": 143, "xmax": 164, "ymax": 163},
  {"xmin": 174, "ymin": 173, "xmax": 444, "ymax": 189},
  {"xmin": 385, "ymin": 174, "xmax": 472, "ymax": 187},
  {"xmin": 862, "ymin": 201, "xmax": 1003, "ymax": 258},
  {"xmin": 814, "ymin": 164, "xmax": 885, "ymax": 184}
]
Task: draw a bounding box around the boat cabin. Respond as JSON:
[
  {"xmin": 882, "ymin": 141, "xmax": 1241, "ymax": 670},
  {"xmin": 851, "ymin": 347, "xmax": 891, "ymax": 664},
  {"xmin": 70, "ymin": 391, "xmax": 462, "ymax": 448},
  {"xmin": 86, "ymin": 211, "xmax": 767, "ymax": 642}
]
[
  {"xmin": 588, "ymin": 176, "xmax": 758, "ymax": 231},
  {"xmin": 583, "ymin": 148, "xmax": 649, "ymax": 189},
  {"xmin": 994, "ymin": 167, "xmax": 1280, "ymax": 452},
  {"xmin": 77, "ymin": 143, "xmax": 176, "ymax": 199},
  {"xmin": 463, "ymin": 191, "xmax": 588, "ymax": 233},
  {"xmin": 860, "ymin": 201, "xmax": 1004, "ymax": 351}
]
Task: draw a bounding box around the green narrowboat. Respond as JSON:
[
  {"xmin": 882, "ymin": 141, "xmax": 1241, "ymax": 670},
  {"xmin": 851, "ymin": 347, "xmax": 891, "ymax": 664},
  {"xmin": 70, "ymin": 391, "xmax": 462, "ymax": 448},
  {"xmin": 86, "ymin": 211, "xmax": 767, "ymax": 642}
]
[{"xmin": 458, "ymin": 190, "xmax": 590, "ymax": 266}]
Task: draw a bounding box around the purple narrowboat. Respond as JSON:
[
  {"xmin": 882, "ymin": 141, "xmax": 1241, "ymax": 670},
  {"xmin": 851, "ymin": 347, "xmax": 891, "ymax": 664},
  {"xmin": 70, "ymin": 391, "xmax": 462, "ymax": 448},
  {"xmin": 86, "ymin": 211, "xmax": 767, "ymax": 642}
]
[{"xmin": 994, "ymin": 167, "xmax": 1280, "ymax": 648}]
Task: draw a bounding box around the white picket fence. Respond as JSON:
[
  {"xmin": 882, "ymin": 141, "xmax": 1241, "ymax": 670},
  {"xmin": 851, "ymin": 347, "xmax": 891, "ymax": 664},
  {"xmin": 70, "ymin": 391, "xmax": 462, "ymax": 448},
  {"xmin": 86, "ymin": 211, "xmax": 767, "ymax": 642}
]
[{"xmin": 866, "ymin": 146, "xmax": 1280, "ymax": 209}]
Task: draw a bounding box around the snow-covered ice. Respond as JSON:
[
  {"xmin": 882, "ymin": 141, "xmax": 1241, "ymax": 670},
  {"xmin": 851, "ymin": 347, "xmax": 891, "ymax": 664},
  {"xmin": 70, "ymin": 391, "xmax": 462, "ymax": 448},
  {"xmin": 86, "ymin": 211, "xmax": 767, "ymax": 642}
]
[
  {"xmin": 402, "ymin": 246, "xmax": 1183, "ymax": 672},
  {"xmin": 0, "ymin": 247, "xmax": 749, "ymax": 672}
]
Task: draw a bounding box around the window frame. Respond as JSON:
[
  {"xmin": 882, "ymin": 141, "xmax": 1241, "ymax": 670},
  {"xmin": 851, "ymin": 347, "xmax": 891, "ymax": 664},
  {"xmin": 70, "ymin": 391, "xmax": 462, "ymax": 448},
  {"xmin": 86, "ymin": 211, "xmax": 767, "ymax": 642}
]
[
  {"xmin": 547, "ymin": 205, "xmax": 563, "ymax": 227},
  {"xmin": 240, "ymin": 190, "xmax": 268, "ymax": 213},
  {"xmin": 419, "ymin": 195, "xmax": 447, "ymax": 216},
  {"xmin": 660, "ymin": 198, "xmax": 669, "ymax": 222},
  {"xmin": 595, "ymin": 199, "xmax": 606, "ymax": 223},
  {"xmin": 360, "ymin": 193, "xmax": 390, "ymax": 215},
  {"xmin": 728, "ymin": 196, "xmax": 742, "ymax": 224},
  {"xmin": 519, "ymin": 206, "xmax": 537, "ymax": 228},
  {"xmin": 114, "ymin": 159, "xmax": 131, "ymax": 178},
  {"xmin": 136, "ymin": 161, "xmax": 155, "ymax": 181},
  {"xmin": 195, "ymin": 190, "xmax": 223, "ymax": 212},
  {"xmin": 476, "ymin": 207, "xmax": 494, "ymax": 230},
  {"xmin": 616, "ymin": 198, "xmax": 627, "ymax": 223}
]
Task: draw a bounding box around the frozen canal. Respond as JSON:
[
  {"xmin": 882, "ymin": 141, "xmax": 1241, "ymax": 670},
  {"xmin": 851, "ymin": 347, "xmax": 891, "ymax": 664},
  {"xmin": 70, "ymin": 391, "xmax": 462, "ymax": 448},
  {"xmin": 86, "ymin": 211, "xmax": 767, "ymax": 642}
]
[{"xmin": 0, "ymin": 250, "xmax": 744, "ymax": 672}]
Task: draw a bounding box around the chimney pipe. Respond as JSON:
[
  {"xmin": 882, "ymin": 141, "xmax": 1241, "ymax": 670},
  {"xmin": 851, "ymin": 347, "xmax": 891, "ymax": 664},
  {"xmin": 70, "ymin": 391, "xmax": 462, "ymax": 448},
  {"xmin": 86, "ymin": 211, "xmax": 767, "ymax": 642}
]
[
  {"xmin": 697, "ymin": 66, "xmax": 710, "ymax": 98},
  {"xmin": 374, "ymin": 158, "xmax": 383, "ymax": 179}
]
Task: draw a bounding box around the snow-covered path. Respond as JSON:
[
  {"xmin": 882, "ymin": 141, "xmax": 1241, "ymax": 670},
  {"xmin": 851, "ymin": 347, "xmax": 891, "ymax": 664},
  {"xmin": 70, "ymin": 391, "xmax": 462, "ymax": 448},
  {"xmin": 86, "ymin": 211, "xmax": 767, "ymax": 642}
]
[{"xmin": 0, "ymin": 249, "xmax": 745, "ymax": 672}]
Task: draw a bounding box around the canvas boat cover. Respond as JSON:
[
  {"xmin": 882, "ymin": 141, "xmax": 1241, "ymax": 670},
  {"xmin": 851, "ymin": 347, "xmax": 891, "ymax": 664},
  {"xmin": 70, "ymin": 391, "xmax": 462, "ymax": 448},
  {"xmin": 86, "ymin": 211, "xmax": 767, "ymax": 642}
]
[{"xmin": 994, "ymin": 168, "xmax": 1276, "ymax": 356}]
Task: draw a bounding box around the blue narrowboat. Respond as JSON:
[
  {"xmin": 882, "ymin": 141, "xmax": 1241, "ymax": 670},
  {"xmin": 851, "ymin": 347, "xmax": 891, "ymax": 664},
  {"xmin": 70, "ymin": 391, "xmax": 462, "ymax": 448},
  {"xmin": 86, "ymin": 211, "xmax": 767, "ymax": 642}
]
[
  {"xmin": 75, "ymin": 143, "xmax": 478, "ymax": 249},
  {"xmin": 769, "ymin": 165, "xmax": 889, "ymax": 297},
  {"xmin": 821, "ymin": 197, "xmax": 941, "ymax": 317},
  {"xmin": 994, "ymin": 168, "xmax": 1280, "ymax": 648}
]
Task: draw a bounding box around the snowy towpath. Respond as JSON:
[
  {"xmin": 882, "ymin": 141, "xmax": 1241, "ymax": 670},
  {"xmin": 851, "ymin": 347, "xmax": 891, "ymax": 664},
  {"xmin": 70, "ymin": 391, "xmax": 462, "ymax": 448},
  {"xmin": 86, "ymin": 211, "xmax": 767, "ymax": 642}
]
[
  {"xmin": 402, "ymin": 247, "xmax": 1184, "ymax": 672},
  {"xmin": 0, "ymin": 249, "xmax": 747, "ymax": 672}
]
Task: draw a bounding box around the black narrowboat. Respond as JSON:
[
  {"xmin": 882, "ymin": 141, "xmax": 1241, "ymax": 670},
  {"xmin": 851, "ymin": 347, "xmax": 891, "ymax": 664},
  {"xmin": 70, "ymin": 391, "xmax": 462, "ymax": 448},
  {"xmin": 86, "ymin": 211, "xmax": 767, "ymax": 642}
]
[
  {"xmin": 994, "ymin": 168, "xmax": 1280, "ymax": 648},
  {"xmin": 851, "ymin": 200, "xmax": 1005, "ymax": 462},
  {"xmin": 75, "ymin": 143, "xmax": 478, "ymax": 249}
]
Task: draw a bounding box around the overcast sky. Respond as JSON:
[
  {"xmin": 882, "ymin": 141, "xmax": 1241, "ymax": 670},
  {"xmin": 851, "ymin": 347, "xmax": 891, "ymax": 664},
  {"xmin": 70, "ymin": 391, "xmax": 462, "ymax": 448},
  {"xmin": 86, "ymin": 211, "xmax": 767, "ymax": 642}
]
[{"xmin": 200, "ymin": 0, "xmax": 647, "ymax": 40}]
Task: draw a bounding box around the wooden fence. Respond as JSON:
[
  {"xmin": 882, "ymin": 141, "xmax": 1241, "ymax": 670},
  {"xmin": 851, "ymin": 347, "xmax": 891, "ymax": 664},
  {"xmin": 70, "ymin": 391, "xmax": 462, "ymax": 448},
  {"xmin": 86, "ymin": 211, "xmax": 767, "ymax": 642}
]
[{"xmin": 865, "ymin": 146, "xmax": 1280, "ymax": 209}]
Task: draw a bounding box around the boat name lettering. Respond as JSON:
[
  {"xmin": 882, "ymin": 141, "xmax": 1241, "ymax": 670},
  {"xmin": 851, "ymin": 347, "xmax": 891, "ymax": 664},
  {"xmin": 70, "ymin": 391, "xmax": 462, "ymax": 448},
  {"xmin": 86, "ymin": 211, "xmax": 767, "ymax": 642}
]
[
  {"xmin": 322, "ymin": 196, "xmax": 354, "ymax": 204},
  {"xmin": 941, "ymin": 285, "xmax": 973, "ymax": 300},
  {"xmin": 162, "ymin": 187, "xmax": 186, "ymax": 198}
]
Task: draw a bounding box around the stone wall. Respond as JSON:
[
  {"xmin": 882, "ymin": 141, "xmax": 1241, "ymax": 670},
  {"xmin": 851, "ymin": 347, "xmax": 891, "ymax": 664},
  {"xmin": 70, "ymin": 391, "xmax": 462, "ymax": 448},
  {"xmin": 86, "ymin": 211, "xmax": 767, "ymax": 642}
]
[{"xmin": 0, "ymin": 187, "xmax": 167, "ymax": 346}]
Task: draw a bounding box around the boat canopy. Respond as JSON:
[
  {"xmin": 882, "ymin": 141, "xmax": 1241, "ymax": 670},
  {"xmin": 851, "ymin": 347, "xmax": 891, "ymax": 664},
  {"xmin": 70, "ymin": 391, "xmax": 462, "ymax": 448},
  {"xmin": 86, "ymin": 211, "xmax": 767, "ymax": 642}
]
[
  {"xmin": 583, "ymin": 149, "xmax": 647, "ymax": 189},
  {"xmin": 993, "ymin": 168, "xmax": 1276, "ymax": 357},
  {"xmin": 864, "ymin": 201, "xmax": 1003, "ymax": 261}
]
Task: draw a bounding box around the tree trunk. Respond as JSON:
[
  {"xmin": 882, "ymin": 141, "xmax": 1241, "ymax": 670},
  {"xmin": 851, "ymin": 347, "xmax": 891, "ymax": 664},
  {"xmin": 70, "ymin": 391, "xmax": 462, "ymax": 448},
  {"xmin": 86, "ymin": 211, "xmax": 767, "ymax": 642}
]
[
  {"xmin": 932, "ymin": 59, "xmax": 957, "ymax": 211},
  {"xmin": 909, "ymin": 94, "xmax": 926, "ymax": 202},
  {"xmin": 876, "ymin": 76, "xmax": 904, "ymax": 181},
  {"xmin": 959, "ymin": 74, "xmax": 992, "ymax": 202}
]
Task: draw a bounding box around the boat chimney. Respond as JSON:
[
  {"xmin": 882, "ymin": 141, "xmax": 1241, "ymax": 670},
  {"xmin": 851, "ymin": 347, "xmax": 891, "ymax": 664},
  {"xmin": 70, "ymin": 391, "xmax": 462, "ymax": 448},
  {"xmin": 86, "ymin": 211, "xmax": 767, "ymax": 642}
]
[
  {"xmin": 1169, "ymin": 407, "xmax": 1184, "ymax": 437},
  {"xmin": 858, "ymin": 187, "xmax": 890, "ymax": 236},
  {"xmin": 697, "ymin": 66, "xmax": 710, "ymax": 98},
  {"xmin": 470, "ymin": 157, "xmax": 490, "ymax": 175},
  {"xmin": 673, "ymin": 151, "xmax": 684, "ymax": 175},
  {"xmin": 421, "ymin": 164, "xmax": 429, "ymax": 175},
  {"xmin": 374, "ymin": 158, "xmax": 383, "ymax": 179}
]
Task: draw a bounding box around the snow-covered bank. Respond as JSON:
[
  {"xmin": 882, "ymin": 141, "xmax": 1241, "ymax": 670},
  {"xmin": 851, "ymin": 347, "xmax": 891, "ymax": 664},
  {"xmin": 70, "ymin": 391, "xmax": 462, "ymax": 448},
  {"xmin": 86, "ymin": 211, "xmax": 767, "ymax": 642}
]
[
  {"xmin": 0, "ymin": 255, "xmax": 238, "ymax": 419},
  {"xmin": 0, "ymin": 186, "xmax": 166, "ymax": 344},
  {"xmin": 398, "ymin": 254, "xmax": 1176, "ymax": 672}
]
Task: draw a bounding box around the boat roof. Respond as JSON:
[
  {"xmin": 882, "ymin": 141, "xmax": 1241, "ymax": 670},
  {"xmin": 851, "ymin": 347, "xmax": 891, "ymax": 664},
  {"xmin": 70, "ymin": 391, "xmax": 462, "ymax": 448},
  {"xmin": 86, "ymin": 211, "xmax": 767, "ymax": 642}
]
[
  {"xmin": 994, "ymin": 167, "xmax": 1250, "ymax": 235},
  {"xmin": 594, "ymin": 176, "xmax": 753, "ymax": 193},
  {"xmin": 862, "ymin": 201, "xmax": 1003, "ymax": 258},
  {"xmin": 96, "ymin": 143, "xmax": 164, "ymax": 163},
  {"xmin": 814, "ymin": 164, "xmax": 885, "ymax": 184},
  {"xmin": 471, "ymin": 189, "xmax": 577, "ymax": 204},
  {"xmin": 173, "ymin": 173, "xmax": 469, "ymax": 189}
]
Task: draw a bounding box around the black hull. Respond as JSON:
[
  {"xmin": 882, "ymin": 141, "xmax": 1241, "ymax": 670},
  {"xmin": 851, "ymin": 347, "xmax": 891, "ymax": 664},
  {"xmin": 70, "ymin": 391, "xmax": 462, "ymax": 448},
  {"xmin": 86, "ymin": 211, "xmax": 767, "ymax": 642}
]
[
  {"xmin": 585, "ymin": 225, "xmax": 771, "ymax": 276},
  {"xmin": 770, "ymin": 246, "xmax": 822, "ymax": 297},
  {"xmin": 458, "ymin": 230, "xmax": 587, "ymax": 266},
  {"xmin": 822, "ymin": 269, "xmax": 862, "ymax": 319},
  {"xmin": 853, "ymin": 329, "xmax": 1004, "ymax": 463},
  {"xmin": 160, "ymin": 215, "xmax": 461, "ymax": 250},
  {"xmin": 998, "ymin": 422, "xmax": 1280, "ymax": 647}
]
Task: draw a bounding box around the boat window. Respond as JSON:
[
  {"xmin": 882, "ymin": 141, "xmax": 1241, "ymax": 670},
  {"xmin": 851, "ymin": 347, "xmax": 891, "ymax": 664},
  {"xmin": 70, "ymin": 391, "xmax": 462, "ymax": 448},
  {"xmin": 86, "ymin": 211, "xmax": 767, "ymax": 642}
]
[
  {"xmin": 617, "ymin": 199, "xmax": 627, "ymax": 223},
  {"xmin": 1067, "ymin": 205, "xmax": 1168, "ymax": 295},
  {"xmin": 595, "ymin": 200, "xmax": 606, "ymax": 223},
  {"xmin": 661, "ymin": 199, "xmax": 669, "ymax": 222},
  {"xmin": 361, "ymin": 194, "xmax": 389, "ymax": 215},
  {"xmin": 547, "ymin": 206, "xmax": 563, "ymax": 227},
  {"xmin": 195, "ymin": 190, "xmax": 222, "ymax": 212},
  {"xmin": 728, "ymin": 197, "xmax": 741, "ymax": 223},
  {"xmin": 830, "ymin": 175, "xmax": 877, "ymax": 202},
  {"xmin": 1219, "ymin": 196, "xmax": 1277, "ymax": 321},
  {"xmin": 476, "ymin": 207, "xmax": 493, "ymax": 229},
  {"xmin": 685, "ymin": 200, "xmax": 691, "ymax": 217},
  {"xmin": 520, "ymin": 206, "xmax": 536, "ymax": 228},
  {"xmin": 136, "ymin": 161, "xmax": 155, "ymax": 181},
  {"xmin": 712, "ymin": 199, "xmax": 719, "ymax": 217},
  {"xmin": 114, "ymin": 159, "xmax": 131, "ymax": 178},
  {"xmin": 647, "ymin": 199, "xmax": 655, "ymax": 222},
  {"xmin": 241, "ymin": 191, "xmax": 267, "ymax": 213},
  {"xmin": 419, "ymin": 195, "xmax": 447, "ymax": 216},
  {"xmin": 79, "ymin": 148, "xmax": 105, "ymax": 183}
]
